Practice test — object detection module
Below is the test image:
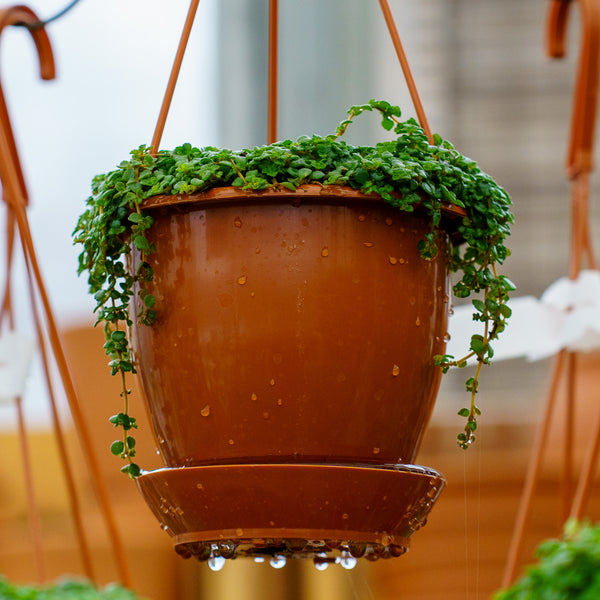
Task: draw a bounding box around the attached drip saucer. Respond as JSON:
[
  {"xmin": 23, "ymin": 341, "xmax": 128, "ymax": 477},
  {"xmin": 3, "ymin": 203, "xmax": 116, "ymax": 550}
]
[{"xmin": 137, "ymin": 462, "xmax": 445, "ymax": 565}]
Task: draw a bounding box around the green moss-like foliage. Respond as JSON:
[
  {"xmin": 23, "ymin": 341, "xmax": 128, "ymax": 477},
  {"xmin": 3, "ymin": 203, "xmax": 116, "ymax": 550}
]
[
  {"xmin": 0, "ymin": 577, "xmax": 143, "ymax": 600},
  {"xmin": 495, "ymin": 521, "xmax": 600, "ymax": 600},
  {"xmin": 73, "ymin": 100, "xmax": 514, "ymax": 474}
]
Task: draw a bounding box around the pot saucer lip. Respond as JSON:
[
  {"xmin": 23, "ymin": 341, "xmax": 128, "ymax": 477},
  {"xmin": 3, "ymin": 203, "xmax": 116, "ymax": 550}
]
[
  {"xmin": 141, "ymin": 183, "xmax": 466, "ymax": 220},
  {"xmin": 137, "ymin": 461, "xmax": 445, "ymax": 480}
]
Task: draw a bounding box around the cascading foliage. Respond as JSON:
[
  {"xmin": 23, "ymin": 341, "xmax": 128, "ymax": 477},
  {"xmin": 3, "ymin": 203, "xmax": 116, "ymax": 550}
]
[{"xmin": 74, "ymin": 99, "xmax": 514, "ymax": 476}]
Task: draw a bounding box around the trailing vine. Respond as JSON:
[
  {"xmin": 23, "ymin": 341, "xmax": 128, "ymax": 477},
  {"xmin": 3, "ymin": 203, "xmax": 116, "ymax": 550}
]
[{"xmin": 74, "ymin": 99, "xmax": 513, "ymax": 475}]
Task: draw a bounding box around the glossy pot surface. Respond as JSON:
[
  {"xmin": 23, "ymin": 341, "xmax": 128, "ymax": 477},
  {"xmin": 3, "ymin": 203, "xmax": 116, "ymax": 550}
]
[{"xmin": 131, "ymin": 185, "xmax": 456, "ymax": 468}]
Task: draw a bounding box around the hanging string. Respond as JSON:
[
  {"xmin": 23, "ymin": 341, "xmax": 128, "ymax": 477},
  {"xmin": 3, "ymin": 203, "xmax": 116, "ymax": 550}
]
[
  {"xmin": 0, "ymin": 5, "xmax": 132, "ymax": 586},
  {"xmin": 267, "ymin": 0, "xmax": 278, "ymax": 144},
  {"xmin": 14, "ymin": 0, "xmax": 84, "ymax": 30},
  {"xmin": 377, "ymin": 0, "xmax": 433, "ymax": 143},
  {"xmin": 150, "ymin": 0, "xmax": 200, "ymax": 155}
]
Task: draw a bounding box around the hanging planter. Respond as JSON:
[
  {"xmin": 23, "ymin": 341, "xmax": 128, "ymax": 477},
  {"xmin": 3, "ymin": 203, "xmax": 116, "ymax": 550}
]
[{"xmin": 74, "ymin": 101, "xmax": 513, "ymax": 567}]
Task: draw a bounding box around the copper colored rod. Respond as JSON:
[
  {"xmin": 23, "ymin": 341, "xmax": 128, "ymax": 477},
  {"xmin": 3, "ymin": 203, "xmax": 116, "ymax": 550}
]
[
  {"xmin": 15, "ymin": 396, "xmax": 46, "ymax": 582},
  {"xmin": 0, "ymin": 130, "xmax": 131, "ymax": 585},
  {"xmin": 501, "ymin": 351, "xmax": 566, "ymax": 588},
  {"xmin": 0, "ymin": 205, "xmax": 15, "ymax": 328},
  {"xmin": 0, "ymin": 4, "xmax": 126, "ymax": 584},
  {"xmin": 150, "ymin": 0, "xmax": 200, "ymax": 155},
  {"xmin": 377, "ymin": 0, "xmax": 433, "ymax": 143},
  {"xmin": 573, "ymin": 173, "xmax": 598, "ymax": 269},
  {"xmin": 570, "ymin": 392, "xmax": 600, "ymax": 519},
  {"xmin": 12, "ymin": 199, "xmax": 132, "ymax": 586},
  {"xmin": 22, "ymin": 254, "xmax": 95, "ymax": 582},
  {"xmin": 562, "ymin": 352, "xmax": 577, "ymax": 523},
  {"xmin": 267, "ymin": 0, "xmax": 278, "ymax": 144},
  {"xmin": 569, "ymin": 175, "xmax": 587, "ymax": 278},
  {"xmin": 547, "ymin": 0, "xmax": 600, "ymax": 178}
]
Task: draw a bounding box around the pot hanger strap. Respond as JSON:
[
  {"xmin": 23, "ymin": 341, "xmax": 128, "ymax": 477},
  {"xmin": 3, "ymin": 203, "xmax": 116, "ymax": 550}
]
[
  {"xmin": 151, "ymin": 0, "xmax": 434, "ymax": 153},
  {"xmin": 0, "ymin": 5, "xmax": 56, "ymax": 205},
  {"xmin": 547, "ymin": 0, "xmax": 600, "ymax": 178}
]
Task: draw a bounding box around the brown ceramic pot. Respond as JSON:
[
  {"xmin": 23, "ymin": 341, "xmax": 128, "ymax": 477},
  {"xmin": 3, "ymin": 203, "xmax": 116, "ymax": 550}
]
[{"xmin": 132, "ymin": 184, "xmax": 462, "ymax": 565}]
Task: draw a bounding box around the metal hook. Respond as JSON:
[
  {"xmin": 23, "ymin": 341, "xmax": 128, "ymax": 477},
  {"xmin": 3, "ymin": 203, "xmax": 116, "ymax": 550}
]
[
  {"xmin": 547, "ymin": 0, "xmax": 600, "ymax": 179},
  {"xmin": 0, "ymin": 5, "xmax": 55, "ymax": 205}
]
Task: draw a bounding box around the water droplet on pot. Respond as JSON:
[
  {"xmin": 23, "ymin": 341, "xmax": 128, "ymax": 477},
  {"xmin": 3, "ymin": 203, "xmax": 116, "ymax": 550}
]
[
  {"xmin": 409, "ymin": 296, "xmax": 416, "ymax": 305},
  {"xmin": 389, "ymin": 256, "xmax": 397, "ymax": 265},
  {"xmin": 443, "ymin": 332, "xmax": 451, "ymax": 342},
  {"xmin": 234, "ymin": 217, "xmax": 242, "ymax": 228},
  {"xmin": 236, "ymin": 528, "xmax": 244, "ymax": 536},
  {"xmin": 251, "ymin": 393, "xmax": 257, "ymax": 401},
  {"xmin": 385, "ymin": 217, "xmax": 393, "ymax": 226},
  {"xmin": 277, "ymin": 398, "xmax": 283, "ymax": 406},
  {"xmin": 270, "ymin": 378, "xmax": 275, "ymax": 386},
  {"xmin": 358, "ymin": 214, "xmax": 366, "ymax": 222},
  {"xmin": 254, "ymin": 556, "xmax": 265, "ymax": 563},
  {"xmin": 342, "ymin": 513, "xmax": 349, "ymax": 520},
  {"xmin": 208, "ymin": 555, "xmax": 226, "ymax": 571},
  {"xmin": 270, "ymin": 555, "xmax": 286, "ymax": 569},
  {"xmin": 392, "ymin": 364, "xmax": 400, "ymax": 377},
  {"xmin": 200, "ymin": 405, "xmax": 210, "ymax": 417},
  {"xmin": 228, "ymin": 439, "xmax": 235, "ymax": 445},
  {"xmin": 196, "ymin": 483, "xmax": 204, "ymax": 490},
  {"xmin": 348, "ymin": 542, "xmax": 367, "ymax": 558},
  {"xmin": 363, "ymin": 242, "xmax": 374, "ymax": 248},
  {"xmin": 255, "ymin": 247, "xmax": 261, "ymax": 254},
  {"xmin": 449, "ymin": 305, "xmax": 455, "ymax": 315},
  {"xmin": 218, "ymin": 541, "xmax": 237, "ymax": 559},
  {"xmin": 321, "ymin": 247, "xmax": 329, "ymax": 257},
  {"xmin": 237, "ymin": 275, "xmax": 247, "ymax": 285},
  {"xmin": 339, "ymin": 552, "xmax": 357, "ymax": 570},
  {"xmin": 372, "ymin": 447, "xmax": 380, "ymax": 455},
  {"xmin": 399, "ymin": 258, "xmax": 406, "ymax": 264},
  {"xmin": 390, "ymin": 544, "xmax": 407, "ymax": 557},
  {"xmin": 415, "ymin": 316, "xmax": 421, "ymax": 326},
  {"xmin": 314, "ymin": 559, "xmax": 329, "ymax": 571},
  {"xmin": 263, "ymin": 412, "xmax": 270, "ymax": 420}
]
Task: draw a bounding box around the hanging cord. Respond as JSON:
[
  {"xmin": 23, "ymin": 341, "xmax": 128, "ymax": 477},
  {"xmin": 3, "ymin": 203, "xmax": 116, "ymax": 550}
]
[
  {"xmin": 14, "ymin": 0, "xmax": 84, "ymax": 30},
  {"xmin": 377, "ymin": 0, "xmax": 433, "ymax": 143},
  {"xmin": 150, "ymin": 0, "xmax": 200, "ymax": 155},
  {"xmin": 267, "ymin": 0, "xmax": 278, "ymax": 144},
  {"xmin": 0, "ymin": 4, "xmax": 132, "ymax": 587}
]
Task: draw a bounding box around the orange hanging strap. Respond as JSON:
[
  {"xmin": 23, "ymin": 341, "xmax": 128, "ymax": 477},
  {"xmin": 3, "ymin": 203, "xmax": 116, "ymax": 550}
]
[
  {"xmin": 377, "ymin": 0, "xmax": 433, "ymax": 143},
  {"xmin": 0, "ymin": 5, "xmax": 54, "ymax": 204},
  {"xmin": 0, "ymin": 5, "xmax": 132, "ymax": 587},
  {"xmin": 547, "ymin": 0, "xmax": 600, "ymax": 277},
  {"xmin": 150, "ymin": 0, "xmax": 200, "ymax": 155},
  {"xmin": 547, "ymin": 0, "xmax": 600, "ymax": 179},
  {"xmin": 267, "ymin": 0, "xmax": 278, "ymax": 144}
]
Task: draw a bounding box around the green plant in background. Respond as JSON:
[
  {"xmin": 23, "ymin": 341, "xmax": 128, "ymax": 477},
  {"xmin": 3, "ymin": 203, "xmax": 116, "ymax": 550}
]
[
  {"xmin": 494, "ymin": 521, "xmax": 600, "ymax": 600},
  {"xmin": 0, "ymin": 577, "xmax": 143, "ymax": 600},
  {"xmin": 73, "ymin": 99, "xmax": 514, "ymax": 476}
]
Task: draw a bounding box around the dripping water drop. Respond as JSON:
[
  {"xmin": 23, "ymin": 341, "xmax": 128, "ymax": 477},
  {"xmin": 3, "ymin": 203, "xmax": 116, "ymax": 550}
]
[
  {"xmin": 208, "ymin": 555, "xmax": 226, "ymax": 571},
  {"xmin": 269, "ymin": 555, "xmax": 286, "ymax": 569},
  {"xmin": 339, "ymin": 551, "xmax": 358, "ymax": 570}
]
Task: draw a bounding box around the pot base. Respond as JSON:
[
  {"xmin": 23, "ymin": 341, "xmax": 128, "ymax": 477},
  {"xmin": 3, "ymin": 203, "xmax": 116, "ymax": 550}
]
[{"xmin": 137, "ymin": 462, "xmax": 445, "ymax": 565}]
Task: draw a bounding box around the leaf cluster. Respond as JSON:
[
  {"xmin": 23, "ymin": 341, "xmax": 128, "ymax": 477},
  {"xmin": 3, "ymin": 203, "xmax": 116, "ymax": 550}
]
[
  {"xmin": 73, "ymin": 99, "xmax": 514, "ymax": 472},
  {"xmin": 494, "ymin": 521, "xmax": 600, "ymax": 600},
  {"xmin": 0, "ymin": 577, "xmax": 144, "ymax": 600}
]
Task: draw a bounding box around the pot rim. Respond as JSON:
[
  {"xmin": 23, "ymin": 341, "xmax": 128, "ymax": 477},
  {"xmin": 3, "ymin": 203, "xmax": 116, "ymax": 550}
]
[{"xmin": 141, "ymin": 183, "xmax": 466, "ymax": 223}]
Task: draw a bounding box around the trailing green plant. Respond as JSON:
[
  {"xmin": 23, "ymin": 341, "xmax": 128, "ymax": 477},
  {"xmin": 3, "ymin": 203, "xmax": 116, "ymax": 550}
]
[
  {"xmin": 0, "ymin": 576, "xmax": 144, "ymax": 600},
  {"xmin": 494, "ymin": 520, "xmax": 600, "ymax": 599},
  {"xmin": 73, "ymin": 99, "xmax": 513, "ymax": 476}
]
